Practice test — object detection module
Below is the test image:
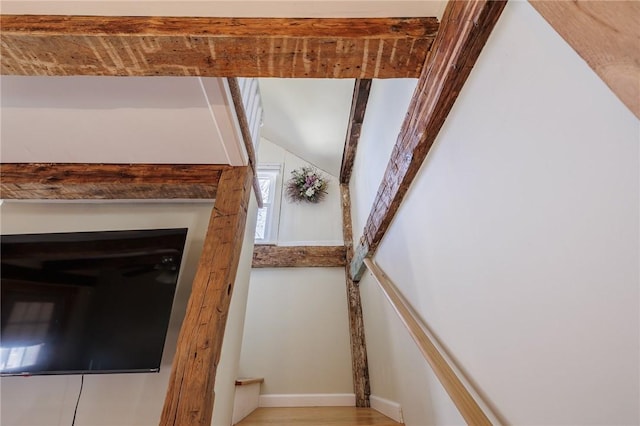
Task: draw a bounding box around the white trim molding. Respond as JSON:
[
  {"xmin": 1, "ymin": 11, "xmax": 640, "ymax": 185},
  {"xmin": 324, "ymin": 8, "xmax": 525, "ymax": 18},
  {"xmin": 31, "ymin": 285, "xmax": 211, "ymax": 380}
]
[
  {"xmin": 258, "ymin": 394, "xmax": 355, "ymax": 407},
  {"xmin": 370, "ymin": 395, "xmax": 403, "ymax": 423},
  {"xmin": 199, "ymin": 77, "xmax": 248, "ymax": 166},
  {"xmin": 276, "ymin": 240, "xmax": 345, "ymax": 247}
]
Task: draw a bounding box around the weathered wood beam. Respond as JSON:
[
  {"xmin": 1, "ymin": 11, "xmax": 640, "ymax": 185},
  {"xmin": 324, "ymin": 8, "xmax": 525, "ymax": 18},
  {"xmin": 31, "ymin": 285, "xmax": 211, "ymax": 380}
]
[
  {"xmin": 529, "ymin": 1, "xmax": 640, "ymax": 120},
  {"xmin": 350, "ymin": 0, "xmax": 507, "ymax": 281},
  {"xmin": 339, "ymin": 79, "xmax": 372, "ymax": 184},
  {"xmin": 0, "ymin": 15, "xmax": 439, "ymax": 78},
  {"xmin": 0, "ymin": 163, "xmax": 228, "ymax": 199},
  {"xmin": 252, "ymin": 245, "xmax": 346, "ymax": 268},
  {"xmin": 161, "ymin": 166, "xmax": 253, "ymax": 426},
  {"xmin": 227, "ymin": 77, "xmax": 263, "ymax": 208},
  {"xmin": 340, "ymin": 183, "xmax": 371, "ymax": 407}
]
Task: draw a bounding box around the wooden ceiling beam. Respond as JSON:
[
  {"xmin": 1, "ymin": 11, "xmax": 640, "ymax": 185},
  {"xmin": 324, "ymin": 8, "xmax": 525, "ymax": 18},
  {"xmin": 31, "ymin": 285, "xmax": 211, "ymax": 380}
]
[
  {"xmin": 350, "ymin": 0, "xmax": 507, "ymax": 281},
  {"xmin": 161, "ymin": 166, "xmax": 253, "ymax": 426},
  {"xmin": 0, "ymin": 163, "xmax": 228, "ymax": 200},
  {"xmin": 529, "ymin": 1, "xmax": 640, "ymax": 120},
  {"xmin": 0, "ymin": 15, "xmax": 439, "ymax": 78},
  {"xmin": 340, "ymin": 79, "xmax": 372, "ymax": 184},
  {"xmin": 340, "ymin": 183, "xmax": 371, "ymax": 407},
  {"xmin": 252, "ymin": 245, "xmax": 346, "ymax": 268}
]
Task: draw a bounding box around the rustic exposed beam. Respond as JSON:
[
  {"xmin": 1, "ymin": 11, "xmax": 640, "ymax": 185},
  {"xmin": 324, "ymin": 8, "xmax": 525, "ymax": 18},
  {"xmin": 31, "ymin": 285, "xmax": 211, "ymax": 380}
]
[
  {"xmin": 0, "ymin": 163, "xmax": 228, "ymax": 200},
  {"xmin": 0, "ymin": 15, "xmax": 439, "ymax": 78},
  {"xmin": 339, "ymin": 79, "xmax": 372, "ymax": 184},
  {"xmin": 161, "ymin": 166, "xmax": 253, "ymax": 426},
  {"xmin": 340, "ymin": 183, "xmax": 371, "ymax": 407},
  {"xmin": 350, "ymin": 0, "xmax": 507, "ymax": 280},
  {"xmin": 252, "ymin": 245, "xmax": 346, "ymax": 268},
  {"xmin": 529, "ymin": 1, "xmax": 640, "ymax": 119},
  {"xmin": 227, "ymin": 77, "xmax": 263, "ymax": 208}
]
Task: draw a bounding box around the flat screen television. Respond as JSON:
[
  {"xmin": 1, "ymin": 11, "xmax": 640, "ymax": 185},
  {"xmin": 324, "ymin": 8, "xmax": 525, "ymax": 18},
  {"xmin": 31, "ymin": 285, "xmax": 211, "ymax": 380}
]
[{"xmin": 0, "ymin": 228, "xmax": 188, "ymax": 376}]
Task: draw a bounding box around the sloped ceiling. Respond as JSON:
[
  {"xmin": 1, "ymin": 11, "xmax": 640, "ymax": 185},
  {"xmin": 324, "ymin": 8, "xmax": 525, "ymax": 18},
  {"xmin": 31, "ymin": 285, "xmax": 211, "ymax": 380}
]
[{"xmin": 259, "ymin": 78, "xmax": 355, "ymax": 177}]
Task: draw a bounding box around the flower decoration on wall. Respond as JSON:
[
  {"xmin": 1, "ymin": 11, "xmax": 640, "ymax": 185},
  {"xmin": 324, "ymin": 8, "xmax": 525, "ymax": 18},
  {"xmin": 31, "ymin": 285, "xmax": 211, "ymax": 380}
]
[{"xmin": 285, "ymin": 166, "xmax": 328, "ymax": 203}]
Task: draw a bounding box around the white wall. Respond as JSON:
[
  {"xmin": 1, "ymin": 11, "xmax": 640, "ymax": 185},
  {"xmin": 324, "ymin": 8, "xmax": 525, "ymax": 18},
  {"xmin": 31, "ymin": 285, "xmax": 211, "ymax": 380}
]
[
  {"xmin": 238, "ymin": 268, "xmax": 353, "ymax": 395},
  {"xmin": 259, "ymin": 137, "xmax": 343, "ymax": 245},
  {"xmin": 236, "ymin": 139, "xmax": 352, "ymax": 398},
  {"xmin": 352, "ymin": 2, "xmax": 640, "ymax": 425},
  {"xmin": 0, "ymin": 198, "xmax": 258, "ymax": 426},
  {"xmin": 349, "ymin": 78, "xmax": 417, "ymax": 247},
  {"xmin": 212, "ymin": 193, "xmax": 259, "ymax": 426}
]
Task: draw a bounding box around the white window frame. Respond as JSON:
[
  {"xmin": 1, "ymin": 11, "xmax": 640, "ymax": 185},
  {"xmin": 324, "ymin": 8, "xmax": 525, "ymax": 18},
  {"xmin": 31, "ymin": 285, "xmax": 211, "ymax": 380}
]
[{"xmin": 254, "ymin": 164, "xmax": 282, "ymax": 244}]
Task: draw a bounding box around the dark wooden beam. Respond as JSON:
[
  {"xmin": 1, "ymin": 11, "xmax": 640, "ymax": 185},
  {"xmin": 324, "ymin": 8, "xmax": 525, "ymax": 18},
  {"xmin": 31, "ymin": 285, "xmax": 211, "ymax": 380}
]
[
  {"xmin": 530, "ymin": 1, "xmax": 640, "ymax": 119},
  {"xmin": 0, "ymin": 163, "xmax": 228, "ymax": 200},
  {"xmin": 350, "ymin": 0, "xmax": 507, "ymax": 280},
  {"xmin": 252, "ymin": 245, "xmax": 346, "ymax": 268},
  {"xmin": 161, "ymin": 166, "xmax": 253, "ymax": 426},
  {"xmin": 340, "ymin": 79, "xmax": 373, "ymax": 184},
  {"xmin": 0, "ymin": 15, "xmax": 439, "ymax": 78},
  {"xmin": 227, "ymin": 77, "xmax": 263, "ymax": 208},
  {"xmin": 340, "ymin": 183, "xmax": 371, "ymax": 407}
]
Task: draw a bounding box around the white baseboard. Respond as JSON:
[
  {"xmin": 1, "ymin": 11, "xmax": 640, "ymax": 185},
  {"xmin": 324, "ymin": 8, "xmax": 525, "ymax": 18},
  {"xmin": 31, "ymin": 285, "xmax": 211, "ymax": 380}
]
[
  {"xmin": 276, "ymin": 240, "xmax": 345, "ymax": 247},
  {"xmin": 232, "ymin": 383, "xmax": 261, "ymax": 425},
  {"xmin": 259, "ymin": 393, "xmax": 355, "ymax": 407},
  {"xmin": 370, "ymin": 395, "xmax": 403, "ymax": 423}
]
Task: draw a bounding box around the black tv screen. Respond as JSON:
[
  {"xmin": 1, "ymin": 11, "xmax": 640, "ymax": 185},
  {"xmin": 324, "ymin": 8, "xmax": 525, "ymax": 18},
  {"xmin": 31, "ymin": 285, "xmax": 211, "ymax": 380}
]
[{"xmin": 0, "ymin": 228, "xmax": 187, "ymax": 376}]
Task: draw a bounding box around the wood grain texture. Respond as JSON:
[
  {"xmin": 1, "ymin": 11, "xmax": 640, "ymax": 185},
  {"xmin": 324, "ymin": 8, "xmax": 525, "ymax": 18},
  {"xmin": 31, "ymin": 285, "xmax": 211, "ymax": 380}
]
[
  {"xmin": 235, "ymin": 377, "xmax": 264, "ymax": 386},
  {"xmin": 227, "ymin": 77, "xmax": 263, "ymax": 208},
  {"xmin": 530, "ymin": 0, "xmax": 640, "ymax": 119},
  {"xmin": 351, "ymin": 0, "xmax": 507, "ymax": 280},
  {"xmin": 364, "ymin": 259, "xmax": 491, "ymax": 426},
  {"xmin": 161, "ymin": 166, "xmax": 253, "ymax": 426},
  {"xmin": 340, "ymin": 79, "xmax": 372, "ymax": 184},
  {"xmin": 237, "ymin": 407, "xmax": 403, "ymax": 426},
  {"xmin": 1, "ymin": 15, "xmax": 438, "ymax": 78},
  {"xmin": 0, "ymin": 163, "xmax": 227, "ymax": 199},
  {"xmin": 341, "ymin": 184, "xmax": 371, "ymax": 408},
  {"xmin": 252, "ymin": 245, "xmax": 346, "ymax": 268}
]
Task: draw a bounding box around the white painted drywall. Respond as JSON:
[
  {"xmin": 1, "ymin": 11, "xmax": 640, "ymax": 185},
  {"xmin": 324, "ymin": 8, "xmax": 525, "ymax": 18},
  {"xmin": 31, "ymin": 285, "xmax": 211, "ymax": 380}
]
[
  {"xmin": 349, "ymin": 78, "xmax": 418, "ymax": 247},
  {"xmin": 352, "ymin": 2, "xmax": 640, "ymax": 425},
  {"xmin": 232, "ymin": 382, "xmax": 261, "ymax": 424},
  {"xmin": 238, "ymin": 268, "xmax": 353, "ymax": 395},
  {"xmin": 0, "ymin": 1, "xmax": 447, "ymax": 18},
  {"xmin": 258, "ymin": 138, "xmax": 343, "ymax": 245},
  {"xmin": 212, "ymin": 192, "xmax": 259, "ymax": 426},
  {"xmin": 0, "ymin": 197, "xmax": 258, "ymax": 426},
  {"xmin": 238, "ymin": 140, "xmax": 352, "ymax": 399},
  {"xmin": 1, "ymin": 76, "xmax": 241, "ymax": 166},
  {"xmin": 259, "ymin": 79, "xmax": 355, "ymax": 177}
]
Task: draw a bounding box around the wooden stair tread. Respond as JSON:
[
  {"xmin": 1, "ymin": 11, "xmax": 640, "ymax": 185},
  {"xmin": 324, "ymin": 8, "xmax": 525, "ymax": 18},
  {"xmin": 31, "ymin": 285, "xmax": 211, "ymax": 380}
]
[{"xmin": 235, "ymin": 377, "xmax": 265, "ymax": 386}]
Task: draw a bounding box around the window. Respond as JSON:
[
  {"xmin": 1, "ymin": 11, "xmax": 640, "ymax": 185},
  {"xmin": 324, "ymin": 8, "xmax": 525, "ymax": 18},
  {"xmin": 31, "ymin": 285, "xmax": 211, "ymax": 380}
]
[{"xmin": 254, "ymin": 164, "xmax": 282, "ymax": 244}]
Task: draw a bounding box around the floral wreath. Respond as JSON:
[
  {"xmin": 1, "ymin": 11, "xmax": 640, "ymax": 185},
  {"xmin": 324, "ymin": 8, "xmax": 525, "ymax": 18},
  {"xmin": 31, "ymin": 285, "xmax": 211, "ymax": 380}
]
[{"xmin": 285, "ymin": 166, "xmax": 328, "ymax": 203}]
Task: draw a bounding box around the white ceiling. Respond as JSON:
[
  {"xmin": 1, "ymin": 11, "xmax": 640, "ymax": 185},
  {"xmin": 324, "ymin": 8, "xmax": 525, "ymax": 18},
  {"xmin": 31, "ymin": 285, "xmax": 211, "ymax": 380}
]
[
  {"xmin": 259, "ymin": 79, "xmax": 355, "ymax": 176},
  {"xmin": 1, "ymin": 1, "xmax": 446, "ymax": 18},
  {"xmin": 0, "ymin": 76, "xmax": 246, "ymax": 165}
]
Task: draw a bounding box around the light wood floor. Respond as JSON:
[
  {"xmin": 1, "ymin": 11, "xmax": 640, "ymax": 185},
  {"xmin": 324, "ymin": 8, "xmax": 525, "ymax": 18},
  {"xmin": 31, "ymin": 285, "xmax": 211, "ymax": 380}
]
[{"xmin": 236, "ymin": 407, "xmax": 404, "ymax": 426}]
